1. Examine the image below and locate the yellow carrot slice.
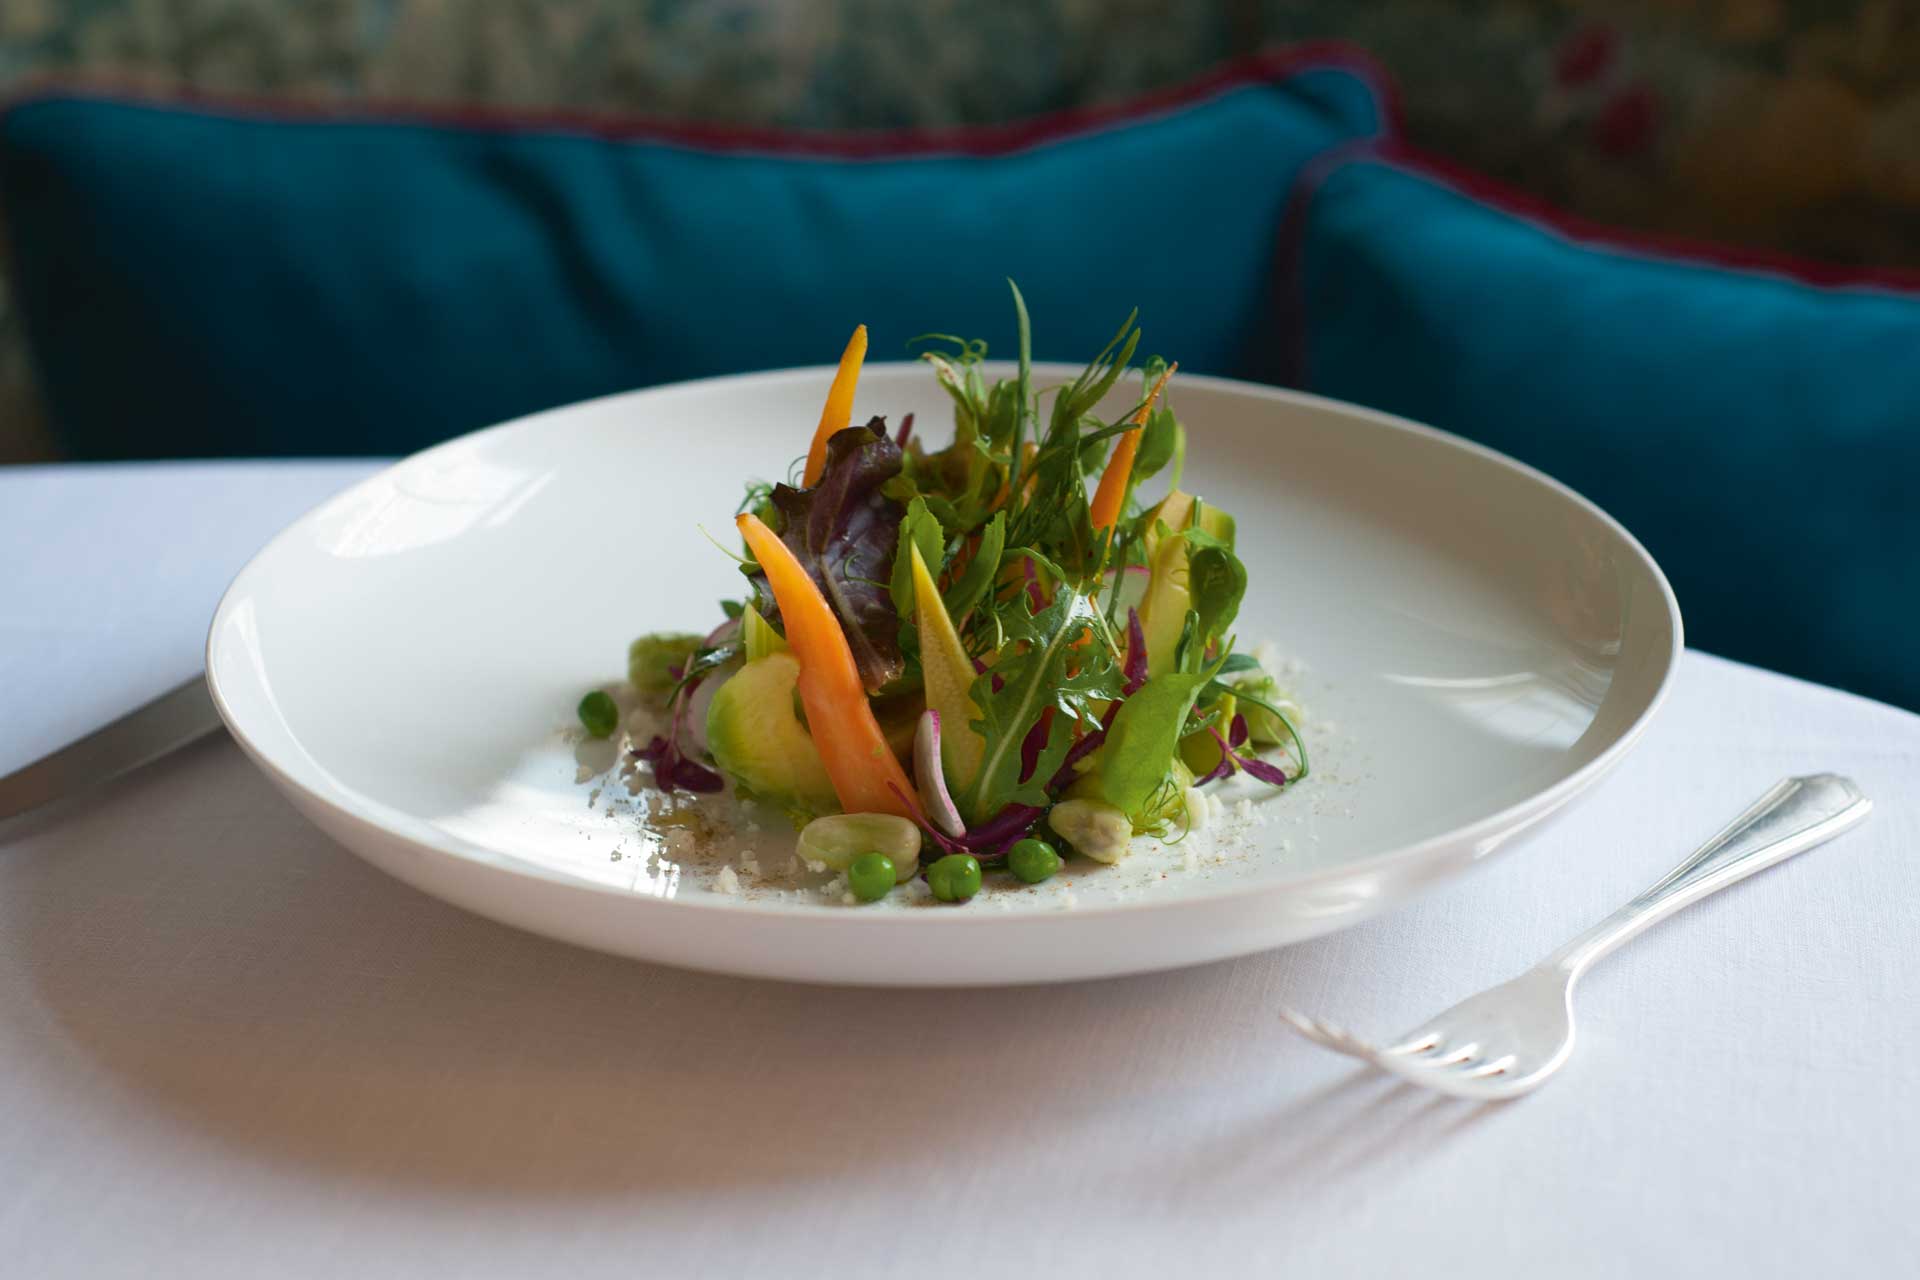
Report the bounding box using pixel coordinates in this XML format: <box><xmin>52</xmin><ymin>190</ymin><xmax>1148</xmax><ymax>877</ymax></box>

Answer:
<box><xmin>910</xmin><ymin>542</ymin><xmax>985</xmax><ymax>795</ymax></box>
<box><xmin>1089</xmin><ymin>362</ymin><xmax>1176</xmax><ymax>533</ymax></box>
<box><xmin>736</xmin><ymin>512</ymin><xmax>915</xmax><ymax>819</ymax></box>
<box><xmin>802</xmin><ymin>325</ymin><xmax>869</xmax><ymax>488</ymax></box>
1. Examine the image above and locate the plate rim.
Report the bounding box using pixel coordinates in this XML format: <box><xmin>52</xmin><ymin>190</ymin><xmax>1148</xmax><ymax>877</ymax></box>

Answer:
<box><xmin>205</xmin><ymin>363</ymin><xmax>1684</xmax><ymax>926</ymax></box>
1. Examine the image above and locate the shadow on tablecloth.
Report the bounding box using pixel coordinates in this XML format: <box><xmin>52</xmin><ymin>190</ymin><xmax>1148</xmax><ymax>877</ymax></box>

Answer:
<box><xmin>3</xmin><ymin>736</ymin><xmax>1495</xmax><ymax>1202</ymax></box>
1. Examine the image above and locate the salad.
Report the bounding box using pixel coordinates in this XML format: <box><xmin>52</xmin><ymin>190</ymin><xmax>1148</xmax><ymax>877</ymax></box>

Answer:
<box><xmin>580</xmin><ymin>285</ymin><xmax>1307</xmax><ymax>905</ymax></box>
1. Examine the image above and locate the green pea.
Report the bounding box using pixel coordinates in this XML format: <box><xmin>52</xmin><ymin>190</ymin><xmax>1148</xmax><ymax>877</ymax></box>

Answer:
<box><xmin>1007</xmin><ymin>837</ymin><xmax>1062</xmax><ymax>884</ymax></box>
<box><xmin>927</xmin><ymin>853</ymin><xmax>982</xmax><ymax>903</ymax></box>
<box><xmin>848</xmin><ymin>852</ymin><xmax>896</xmax><ymax>903</ymax></box>
<box><xmin>577</xmin><ymin>690</ymin><xmax>619</xmax><ymax>738</ymax></box>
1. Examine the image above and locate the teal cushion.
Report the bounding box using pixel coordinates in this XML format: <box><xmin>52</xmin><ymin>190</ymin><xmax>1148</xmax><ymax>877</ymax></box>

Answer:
<box><xmin>0</xmin><ymin>50</ymin><xmax>1388</xmax><ymax>461</ymax></box>
<box><xmin>1286</xmin><ymin>152</ymin><xmax>1920</xmax><ymax>708</ymax></box>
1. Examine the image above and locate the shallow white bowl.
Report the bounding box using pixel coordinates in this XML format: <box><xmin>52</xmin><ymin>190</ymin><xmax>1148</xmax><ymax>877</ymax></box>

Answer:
<box><xmin>208</xmin><ymin>364</ymin><xmax>1680</xmax><ymax>985</ymax></box>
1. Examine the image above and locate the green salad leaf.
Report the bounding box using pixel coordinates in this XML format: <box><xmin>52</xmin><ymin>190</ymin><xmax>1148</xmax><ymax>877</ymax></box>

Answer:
<box><xmin>890</xmin><ymin>496</ymin><xmax>945</xmax><ymax>617</ymax></box>
<box><xmin>942</xmin><ymin>510</ymin><xmax>1006</xmax><ymax>623</ymax></box>
<box><xmin>1188</xmin><ymin>542</ymin><xmax>1246</xmax><ymax>652</ymax></box>
<box><xmin>961</xmin><ymin>585</ymin><xmax>1120</xmax><ymax>822</ymax></box>
<box><xmin>1097</xmin><ymin>666</ymin><xmax>1216</xmax><ymax>820</ymax></box>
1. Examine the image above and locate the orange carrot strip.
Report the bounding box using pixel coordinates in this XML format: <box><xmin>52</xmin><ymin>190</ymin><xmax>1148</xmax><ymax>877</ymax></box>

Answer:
<box><xmin>1089</xmin><ymin>362</ymin><xmax>1176</xmax><ymax>533</ymax></box>
<box><xmin>736</xmin><ymin>512</ymin><xmax>915</xmax><ymax>818</ymax></box>
<box><xmin>802</xmin><ymin>325</ymin><xmax>869</xmax><ymax>488</ymax></box>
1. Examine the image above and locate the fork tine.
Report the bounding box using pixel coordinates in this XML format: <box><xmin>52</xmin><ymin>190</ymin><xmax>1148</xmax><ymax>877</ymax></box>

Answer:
<box><xmin>1279</xmin><ymin>1009</ymin><xmax>1370</xmax><ymax>1057</ymax></box>
<box><xmin>1457</xmin><ymin>1054</ymin><xmax>1517</xmax><ymax>1079</ymax></box>
<box><xmin>1385</xmin><ymin>1030</ymin><xmax>1443</xmax><ymax>1056</ymax></box>
<box><xmin>1426</xmin><ymin>1042</ymin><xmax>1481</xmax><ymax>1067</ymax></box>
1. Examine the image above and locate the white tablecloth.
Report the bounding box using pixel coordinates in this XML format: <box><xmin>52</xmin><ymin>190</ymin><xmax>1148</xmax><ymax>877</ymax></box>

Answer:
<box><xmin>3</xmin><ymin>462</ymin><xmax>1916</xmax><ymax>1279</ymax></box>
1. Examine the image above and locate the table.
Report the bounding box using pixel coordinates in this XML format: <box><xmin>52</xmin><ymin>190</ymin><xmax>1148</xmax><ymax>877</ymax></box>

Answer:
<box><xmin>4</xmin><ymin>462</ymin><xmax>1917</xmax><ymax>1279</ymax></box>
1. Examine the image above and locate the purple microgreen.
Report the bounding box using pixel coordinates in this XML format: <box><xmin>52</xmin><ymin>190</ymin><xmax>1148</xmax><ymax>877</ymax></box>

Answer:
<box><xmin>1044</xmin><ymin>699</ymin><xmax>1120</xmax><ymax>795</ymax></box>
<box><xmin>636</xmin><ymin>734</ymin><xmax>724</xmax><ymax>793</ymax></box>
<box><xmin>1237</xmin><ymin>756</ymin><xmax>1289</xmax><ymax>787</ymax></box>
<box><xmin>957</xmin><ymin>803</ymin><xmax>1046</xmax><ymax>855</ymax></box>
<box><xmin>1124</xmin><ymin>607</ymin><xmax>1148</xmax><ymax>694</ymax></box>
<box><xmin>1193</xmin><ymin>726</ymin><xmax>1236</xmax><ymax>787</ymax></box>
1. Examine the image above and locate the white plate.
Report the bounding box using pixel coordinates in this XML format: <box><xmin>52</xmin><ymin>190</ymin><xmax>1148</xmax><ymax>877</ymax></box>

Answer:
<box><xmin>208</xmin><ymin>364</ymin><xmax>1680</xmax><ymax>985</ymax></box>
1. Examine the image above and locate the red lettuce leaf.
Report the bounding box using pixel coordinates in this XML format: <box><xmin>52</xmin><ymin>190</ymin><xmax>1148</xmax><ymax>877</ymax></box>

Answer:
<box><xmin>753</xmin><ymin>418</ymin><xmax>906</xmax><ymax>692</ymax></box>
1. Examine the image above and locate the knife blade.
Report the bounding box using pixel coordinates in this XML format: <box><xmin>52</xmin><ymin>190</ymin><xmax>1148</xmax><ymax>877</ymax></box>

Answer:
<box><xmin>0</xmin><ymin>677</ymin><xmax>223</xmax><ymax>821</ymax></box>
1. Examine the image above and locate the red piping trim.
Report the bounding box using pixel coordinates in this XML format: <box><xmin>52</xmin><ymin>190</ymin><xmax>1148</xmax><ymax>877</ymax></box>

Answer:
<box><xmin>1271</xmin><ymin>137</ymin><xmax>1385</xmax><ymax>386</ymax></box>
<box><xmin>1274</xmin><ymin>137</ymin><xmax>1920</xmax><ymax>389</ymax></box>
<box><xmin>1</xmin><ymin>41</ymin><xmax>1398</xmax><ymax>159</ymax></box>
<box><xmin>1368</xmin><ymin>139</ymin><xmax>1920</xmax><ymax>294</ymax></box>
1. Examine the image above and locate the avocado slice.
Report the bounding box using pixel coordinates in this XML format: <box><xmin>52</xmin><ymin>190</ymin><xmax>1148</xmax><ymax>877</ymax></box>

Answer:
<box><xmin>1141</xmin><ymin>490</ymin><xmax>1196</xmax><ymax>559</ymax></box>
<box><xmin>1136</xmin><ymin>491</ymin><xmax>1238</xmax><ymax>677</ymax></box>
<box><xmin>1192</xmin><ymin>499</ymin><xmax>1235</xmax><ymax>548</ymax></box>
<box><xmin>1180</xmin><ymin>691</ymin><xmax>1237</xmax><ymax>777</ymax></box>
<box><xmin>1137</xmin><ymin>532</ymin><xmax>1192</xmax><ymax>679</ymax></box>
<box><xmin>704</xmin><ymin>652</ymin><xmax>839</xmax><ymax>821</ymax></box>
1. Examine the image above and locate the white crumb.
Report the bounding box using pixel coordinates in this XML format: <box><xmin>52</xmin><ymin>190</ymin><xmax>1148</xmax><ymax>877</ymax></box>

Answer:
<box><xmin>1184</xmin><ymin>787</ymin><xmax>1211</xmax><ymax>831</ymax></box>
<box><xmin>714</xmin><ymin>866</ymin><xmax>741</xmax><ymax>895</ymax></box>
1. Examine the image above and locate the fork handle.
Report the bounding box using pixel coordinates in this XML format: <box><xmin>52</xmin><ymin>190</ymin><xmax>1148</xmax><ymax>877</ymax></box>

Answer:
<box><xmin>1547</xmin><ymin>774</ymin><xmax>1872</xmax><ymax>980</ymax></box>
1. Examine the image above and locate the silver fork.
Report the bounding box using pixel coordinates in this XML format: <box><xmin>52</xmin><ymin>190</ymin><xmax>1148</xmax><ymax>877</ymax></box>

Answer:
<box><xmin>1282</xmin><ymin>774</ymin><xmax>1872</xmax><ymax>1100</ymax></box>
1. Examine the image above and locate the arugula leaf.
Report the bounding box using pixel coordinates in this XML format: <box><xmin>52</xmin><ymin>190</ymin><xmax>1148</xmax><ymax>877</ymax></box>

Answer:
<box><xmin>943</xmin><ymin>510</ymin><xmax>1005</xmax><ymax>622</ymax></box>
<box><xmin>889</xmin><ymin>496</ymin><xmax>944</xmax><ymax>617</ymax></box>
<box><xmin>754</xmin><ymin>419</ymin><xmax>907</xmax><ymax>692</ymax></box>
<box><xmin>962</xmin><ymin>588</ymin><xmax>1120</xmax><ymax>822</ymax></box>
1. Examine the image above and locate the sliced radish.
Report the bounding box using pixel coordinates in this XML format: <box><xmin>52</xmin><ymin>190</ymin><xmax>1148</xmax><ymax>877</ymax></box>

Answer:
<box><xmin>913</xmin><ymin>709</ymin><xmax>967</xmax><ymax>839</ymax></box>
